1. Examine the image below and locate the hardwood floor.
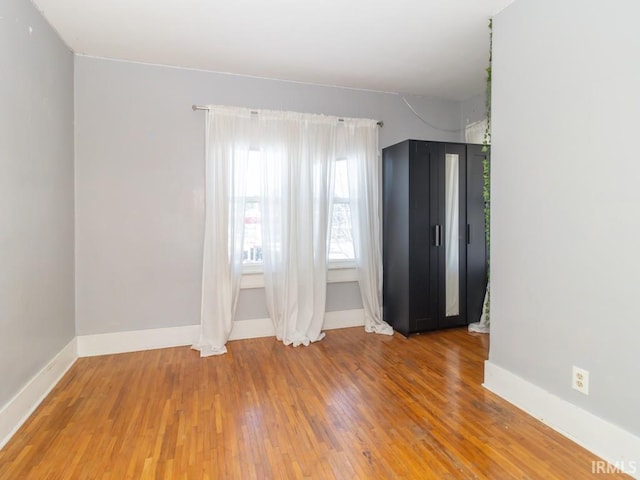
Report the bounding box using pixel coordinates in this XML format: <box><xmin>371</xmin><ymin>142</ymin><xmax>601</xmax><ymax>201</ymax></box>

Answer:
<box><xmin>0</xmin><ymin>328</ymin><xmax>629</xmax><ymax>479</ymax></box>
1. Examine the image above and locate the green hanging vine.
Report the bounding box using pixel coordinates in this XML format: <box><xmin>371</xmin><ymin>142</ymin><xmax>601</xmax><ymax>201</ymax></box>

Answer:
<box><xmin>483</xmin><ymin>19</ymin><xmax>492</xmax><ymax>151</ymax></box>
<box><xmin>482</xmin><ymin>19</ymin><xmax>492</xmax><ymax>324</ymax></box>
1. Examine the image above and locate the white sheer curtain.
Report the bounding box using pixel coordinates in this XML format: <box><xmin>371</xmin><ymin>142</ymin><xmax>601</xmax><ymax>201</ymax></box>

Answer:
<box><xmin>260</xmin><ymin>111</ymin><xmax>335</xmax><ymax>346</ymax></box>
<box><xmin>194</xmin><ymin>105</ymin><xmax>392</xmax><ymax>354</ymax></box>
<box><xmin>192</xmin><ymin>107</ymin><xmax>250</xmax><ymax>356</ymax></box>
<box><xmin>465</xmin><ymin>119</ymin><xmax>487</xmax><ymax>144</ymax></box>
<box><xmin>346</xmin><ymin>122</ymin><xmax>393</xmax><ymax>335</ymax></box>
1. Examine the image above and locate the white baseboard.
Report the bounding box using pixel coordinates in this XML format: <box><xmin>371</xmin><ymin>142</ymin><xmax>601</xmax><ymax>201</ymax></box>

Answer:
<box><xmin>484</xmin><ymin>361</ymin><xmax>640</xmax><ymax>478</ymax></box>
<box><xmin>323</xmin><ymin>308</ymin><xmax>365</xmax><ymax>330</ymax></box>
<box><xmin>228</xmin><ymin>309</ymin><xmax>365</xmax><ymax>340</ymax></box>
<box><xmin>77</xmin><ymin>309</ymin><xmax>366</xmax><ymax>357</ymax></box>
<box><xmin>77</xmin><ymin>325</ymin><xmax>200</xmax><ymax>357</ymax></box>
<box><xmin>0</xmin><ymin>338</ymin><xmax>77</xmax><ymax>450</ymax></box>
<box><xmin>229</xmin><ymin>309</ymin><xmax>365</xmax><ymax>340</ymax></box>
<box><xmin>228</xmin><ymin>317</ymin><xmax>274</xmax><ymax>340</ymax></box>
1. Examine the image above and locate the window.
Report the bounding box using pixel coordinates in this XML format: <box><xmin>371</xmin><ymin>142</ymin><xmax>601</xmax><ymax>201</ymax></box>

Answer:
<box><xmin>241</xmin><ymin>153</ymin><xmax>355</xmax><ymax>266</ymax></box>
<box><xmin>328</xmin><ymin>159</ymin><xmax>355</xmax><ymax>261</ymax></box>
<box><xmin>242</xmin><ymin>151</ymin><xmax>263</xmax><ymax>265</ymax></box>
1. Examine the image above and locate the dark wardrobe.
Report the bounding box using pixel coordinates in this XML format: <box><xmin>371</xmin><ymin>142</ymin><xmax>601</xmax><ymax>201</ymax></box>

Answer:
<box><xmin>382</xmin><ymin>140</ymin><xmax>488</xmax><ymax>336</ymax></box>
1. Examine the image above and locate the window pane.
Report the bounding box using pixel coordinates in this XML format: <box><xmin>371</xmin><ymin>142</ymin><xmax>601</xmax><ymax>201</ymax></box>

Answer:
<box><xmin>243</xmin><ymin>201</ymin><xmax>263</xmax><ymax>263</ymax></box>
<box><xmin>334</xmin><ymin>159</ymin><xmax>349</xmax><ymax>199</ymax></box>
<box><xmin>242</xmin><ymin>150</ymin><xmax>264</xmax><ymax>265</ymax></box>
<box><xmin>246</xmin><ymin>151</ymin><xmax>263</xmax><ymax>197</ymax></box>
<box><xmin>329</xmin><ymin>202</ymin><xmax>355</xmax><ymax>260</ymax></box>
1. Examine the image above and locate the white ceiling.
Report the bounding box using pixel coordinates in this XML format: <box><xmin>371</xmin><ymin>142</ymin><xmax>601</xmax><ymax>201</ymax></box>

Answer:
<box><xmin>31</xmin><ymin>0</ymin><xmax>512</xmax><ymax>100</ymax></box>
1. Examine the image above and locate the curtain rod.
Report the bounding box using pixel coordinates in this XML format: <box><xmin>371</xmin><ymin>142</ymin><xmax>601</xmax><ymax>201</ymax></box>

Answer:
<box><xmin>192</xmin><ymin>104</ymin><xmax>383</xmax><ymax>127</ymax></box>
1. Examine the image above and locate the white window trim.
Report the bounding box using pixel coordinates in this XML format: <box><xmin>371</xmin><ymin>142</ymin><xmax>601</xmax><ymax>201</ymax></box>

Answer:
<box><xmin>240</xmin><ymin>262</ymin><xmax>357</xmax><ymax>289</ymax></box>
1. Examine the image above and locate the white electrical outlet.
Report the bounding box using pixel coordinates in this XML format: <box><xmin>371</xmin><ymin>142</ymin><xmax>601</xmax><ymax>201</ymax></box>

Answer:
<box><xmin>572</xmin><ymin>366</ymin><xmax>590</xmax><ymax>395</ymax></box>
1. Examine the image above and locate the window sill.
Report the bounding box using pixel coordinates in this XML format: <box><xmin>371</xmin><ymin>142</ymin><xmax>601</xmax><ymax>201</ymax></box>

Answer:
<box><xmin>240</xmin><ymin>264</ymin><xmax>358</xmax><ymax>289</ymax></box>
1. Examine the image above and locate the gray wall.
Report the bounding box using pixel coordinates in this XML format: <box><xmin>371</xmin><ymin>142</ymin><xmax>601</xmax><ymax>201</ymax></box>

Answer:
<box><xmin>461</xmin><ymin>92</ymin><xmax>486</xmax><ymax>129</ymax></box>
<box><xmin>491</xmin><ymin>0</ymin><xmax>640</xmax><ymax>435</ymax></box>
<box><xmin>74</xmin><ymin>55</ymin><xmax>465</xmax><ymax>335</ymax></box>
<box><xmin>0</xmin><ymin>0</ymin><xmax>75</xmax><ymax>407</ymax></box>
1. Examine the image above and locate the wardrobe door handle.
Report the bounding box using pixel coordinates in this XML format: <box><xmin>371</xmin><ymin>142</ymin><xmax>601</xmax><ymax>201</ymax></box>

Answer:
<box><xmin>467</xmin><ymin>224</ymin><xmax>471</xmax><ymax>244</ymax></box>
<box><xmin>434</xmin><ymin>224</ymin><xmax>441</xmax><ymax>247</ymax></box>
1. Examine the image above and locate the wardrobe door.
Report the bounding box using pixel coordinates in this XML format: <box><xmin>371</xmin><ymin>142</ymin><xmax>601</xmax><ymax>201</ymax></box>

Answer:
<box><xmin>438</xmin><ymin>143</ymin><xmax>468</xmax><ymax>329</ymax></box>
<box><xmin>410</xmin><ymin>141</ymin><xmax>437</xmax><ymax>332</ymax></box>
<box><xmin>466</xmin><ymin>144</ymin><xmax>489</xmax><ymax>324</ymax></box>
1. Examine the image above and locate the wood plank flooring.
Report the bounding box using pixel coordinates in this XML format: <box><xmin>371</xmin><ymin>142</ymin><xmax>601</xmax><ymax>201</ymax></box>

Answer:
<box><xmin>0</xmin><ymin>328</ymin><xmax>629</xmax><ymax>479</ymax></box>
